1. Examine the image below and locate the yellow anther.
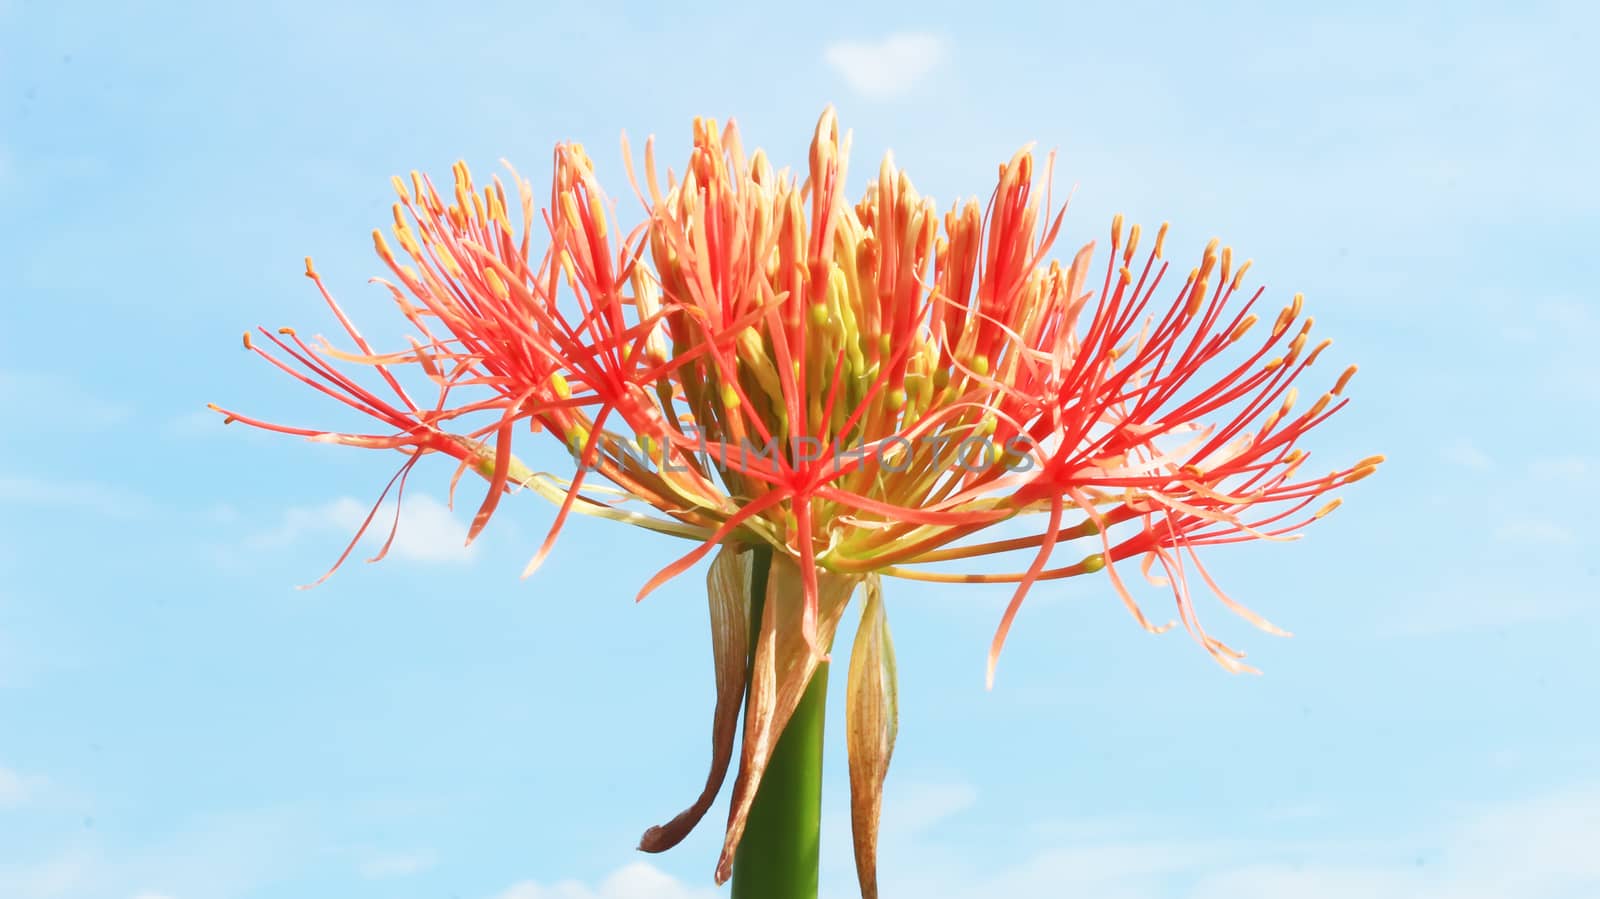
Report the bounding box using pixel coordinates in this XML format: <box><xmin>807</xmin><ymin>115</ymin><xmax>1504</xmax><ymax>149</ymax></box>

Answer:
<box><xmin>1306</xmin><ymin>338</ymin><xmax>1333</xmax><ymax>365</ymax></box>
<box><xmin>1230</xmin><ymin>314</ymin><xmax>1259</xmax><ymax>342</ymax></box>
<box><xmin>1200</xmin><ymin>239</ymin><xmax>1220</xmax><ymax>280</ymax></box>
<box><xmin>1187</xmin><ymin>277</ymin><xmax>1208</xmax><ymax>315</ymax></box>
<box><xmin>484</xmin><ymin>268</ymin><xmax>510</xmax><ymax>302</ymax></box>
<box><xmin>391</xmin><ymin>175</ymin><xmax>409</xmax><ymax>200</ymax></box>
<box><xmin>1348</xmin><ymin>463</ymin><xmax>1381</xmax><ymax>483</ymax></box>
<box><xmin>1154</xmin><ymin>222</ymin><xmax>1169</xmax><ymax>258</ymax></box>
<box><xmin>568</xmin><ymin>425</ymin><xmax>591</xmax><ymax>452</ymax></box>
<box><xmin>737</xmin><ymin>326</ymin><xmax>769</xmax><ymax>360</ymax></box>
<box><xmin>549</xmin><ymin>372</ymin><xmax>571</xmax><ymax>399</ymax></box>
<box><xmin>588</xmin><ymin>194</ymin><xmax>607</xmax><ymax>239</ymax></box>
<box><xmin>1273</xmin><ymin>306</ymin><xmax>1296</xmax><ymax>337</ymax></box>
<box><xmin>560</xmin><ymin>192</ymin><xmax>583</xmax><ymax>232</ymax></box>
<box><xmin>241</xmin><ymin>331</ymin><xmax>253</xmax><ymax>350</ymax></box>
<box><xmin>721</xmin><ymin>384</ymin><xmax>741</xmax><ymax>408</ymax></box>
<box><xmin>372</xmin><ymin>229</ymin><xmax>395</xmax><ymax>263</ymax></box>
<box><xmin>395</xmin><ymin>224</ymin><xmax>420</xmax><ymax>259</ymax></box>
<box><xmin>1082</xmin><ymin>553</ymin><xmax>1107</xmax><ymax>573</ymax></box>
<box><xmin>1313</xmin><ymin>498</ymin><xmax>1343</xmax><ymax>519</ymax></box>
<box><xmin>1119</xmin><ymin>266</ymin><xmax>1133</xmax><ymax>286</ymax></box>
<box><xmin>1230</xmin><ymin>259</ymin><xmax>1253</xmax><ymax>292</ymax></box>
<box><xmin>277</xmin><ymin>327</ymin><xmax>296</xmax><ymax>336</ymax></box>
<box><xmin>1332</xmin><ymin>365</ymin><xmax>1358</xmax><ymax>395</ymax></box>
<box><xmin>1111</xmin><ymin>213</ymin><xmax>1124</xmax><ymax>248</ymax></box>
<box><xmin>970</xmin><ymin>355</ymin><xmax>991</xmax><ymax>377</ymax></box>
<box><xmin>304</xmin><ymin>256</ymin><xmax>317</xmax><ymax>277</ymax></box>
<box><xmin>1124</xmin><ymin>223</ymin><xmax>1141</xmax><ymax>263</ymax></box>
<box><xmin>440</xmin><ymin>251</ymin><xmax>462</xmax><ymax>278</ymax></box>
<box><xmin>809</xmin><ymin>303</ymin><xmax>829</xmax><ymax>327</ymax></box>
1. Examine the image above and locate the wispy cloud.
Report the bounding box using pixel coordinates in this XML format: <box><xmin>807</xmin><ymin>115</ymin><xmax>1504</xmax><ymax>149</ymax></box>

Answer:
<box><xmin>885</xmin><ymin>785</ymin><xmax>1600</xmax><ymax>899</ymax></box>
<box><xmin>492</xmin><ymin>862</ymin><xmax>716</xmax><ymax>899</ymax></box>
<box><xmin>0</xmin><ymin>764</ymin><xmax>45</xmax><ymax>807</ymax></box>
<box><xmin>0</xmin><ymin>803</ymin><xmax>317</xmax><ymax>899</ymax></box>
<box><xmin>247</xmin><ymin>493</ymin><xmax>476</xmax><ymax>565</ymax></box>
<box><xmin>167</xmin><ymin>407</ymin><xmax>230</xmax><ymax>439</ymax></box>
<box><xmin>485</xmin><ymin>786</ymin><xmax>1600</xmax><ymax>898</ymax></box>
<box><xmin>1378</xmin><ymin>577</ymin><xmax>1587</xmax><ymax>637</ymax></box>
<box><xmin>823</xmin><ymin>33</ymin><xmax>946</xmax><ymax>100</ymax></box>
<box><xmin>357</xmin><ymin>850</ymin><xmax>437</xmax><ymax>879</ymax></box>
<box><xmin>1493</xmin><ymin>518</ymin><xmax>1577</xmax><ymax>546</ymax></box>
<box><xmin>1529</xmin><ymin>456</ymin><xmax>1591</xmax><ymax>480</ymax></box>
<box><xmin>0</xmin><ymin>475</ymin><xmax>152</xmax><ymax>519</ymax></box>
<box><xmin>0</xmin><ymin>371</ymin><xmax>131</xmax><ymax>433</ymax></box>
<box><xmin>889</xmin><ymin>781</ymin><xmax>977</xmax><ymax>837</ymax></box>
<box><xmin>1440</xmin><ymin>439</ymin><xmax>1491</xmax><ymax>471</ymax></box>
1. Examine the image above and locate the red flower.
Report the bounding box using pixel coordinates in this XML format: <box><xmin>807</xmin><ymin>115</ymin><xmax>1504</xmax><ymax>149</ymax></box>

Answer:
<box><xmin>216</xmin><ymin>108</ymin><xmax>1382</xmax><ymax>896</ymax></box>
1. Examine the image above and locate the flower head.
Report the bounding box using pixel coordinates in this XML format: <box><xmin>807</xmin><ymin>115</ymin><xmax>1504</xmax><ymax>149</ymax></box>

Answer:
<box><xmin>215</xmin><ymin>108</ymin><xmax>1381</xmax><ymax>896</ymax></box>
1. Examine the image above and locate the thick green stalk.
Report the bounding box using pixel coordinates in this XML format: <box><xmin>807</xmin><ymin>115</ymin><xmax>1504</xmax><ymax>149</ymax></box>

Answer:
<box><xmin>731</xmin><ymin>547</ymin><xmax>828</xmax><ymax>899</ymax></box>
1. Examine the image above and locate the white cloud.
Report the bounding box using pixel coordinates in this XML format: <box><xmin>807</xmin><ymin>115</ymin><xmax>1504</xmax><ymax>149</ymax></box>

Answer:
<box><xmin>483</xmin><ymin>785</ymin><xmax>1593</xmax><ymax>899</ymax></box>
<box><xmin>869</xmin><ymin>785</ymin><xmax>1600</xmax><ymax>899</ymax></box>
<box><xmin>1440</xmin><ymin>439</ymin><xmax>1491</xmax><ymax>471</ymax></box>
<box><xmin>0</xmin><ymin>764</ymin><xmax>45</xmax><ymax>806</ymax></box>
<box><xmin>888</xmin><ymin>781</ymin><xmax>977</xmax><ymax>837</ymax></box>
<box><xmin>1377</xmin><ymin>576</ymin><xmax>1587</xmax><ymax>637</ymax></box>
<box><xmin>1493</xmin><ymin>518</ymin><xmax>1577</xmax><ymax>546</ymax></box>
<box><xmin>248</xmin><ymin>492</ymin><xmax>476</xmax><ymax>565</ymax></box>
<box><xmin>0</xmin><ymin>804</ymin><xmax>314</xmax><ymax>899</ymax></box>
<box><xmin>823</xmin><ymin>33</ymin><xmax>946</xmax><ymax>100</ymax></box>
<box><xmin>1530</xmin><ymin>298</ymin><xmax>1598</xmax><ymax>335</ymax></box>
<box><xmin>507</xmin><ymin>785</ymin><xmax>1598</xmax><ymax>899</ymax></box>
<box><xmin>493</xmin><ymin>862</ymin><xmax>716</xmax><ymax>899</ymax></box>
<box><xmin>1529</xmin><ymin>456</ymin><xmax>1591</xmax><ymax>480</ymax></box>
<box><xmin>357</xmin><ymin>850</ymin><xmax>437</xmax><ymax>879</ymax></box>
<box><xmin>0</xmin><ymin>371</ymin><xmax>131</xmax><ymax>432</ymax></box>
<box><xmin>0</xmin><ymin>475</ymin><xmax>152</xmax><ymax>519</ymax></box>
<box><xmin>166</xmin><ymin>408</ymin><xmax>229</xmax><ymax>439</ymax></box>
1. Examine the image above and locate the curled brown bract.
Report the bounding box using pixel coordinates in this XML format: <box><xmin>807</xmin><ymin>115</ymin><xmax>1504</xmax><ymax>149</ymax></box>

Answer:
<box><xmin>638</xmin><ymin>545</ymin><xmax>751</xmax><ymax>852</ymax></box>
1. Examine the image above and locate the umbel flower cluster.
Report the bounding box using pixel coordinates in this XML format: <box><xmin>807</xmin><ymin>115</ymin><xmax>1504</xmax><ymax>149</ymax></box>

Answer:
<box><xmin>215</xmin><ymin>109</ymin><xmax>1381</xmax><ymax>895</ymax></box>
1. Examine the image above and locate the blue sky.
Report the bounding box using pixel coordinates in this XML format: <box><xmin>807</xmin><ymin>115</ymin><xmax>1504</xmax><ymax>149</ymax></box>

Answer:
<box><xmin>2</xmin><ymin>1</ymin><xmax>1597</xmax><ymax>897</ymax></box>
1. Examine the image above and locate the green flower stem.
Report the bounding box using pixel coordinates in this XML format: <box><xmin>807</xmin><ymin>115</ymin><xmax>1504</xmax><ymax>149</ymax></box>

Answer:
<box><xmin>731</xmin><ymin>546</ymin><xmax>827</xmax><ymax>899</ymax></box>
